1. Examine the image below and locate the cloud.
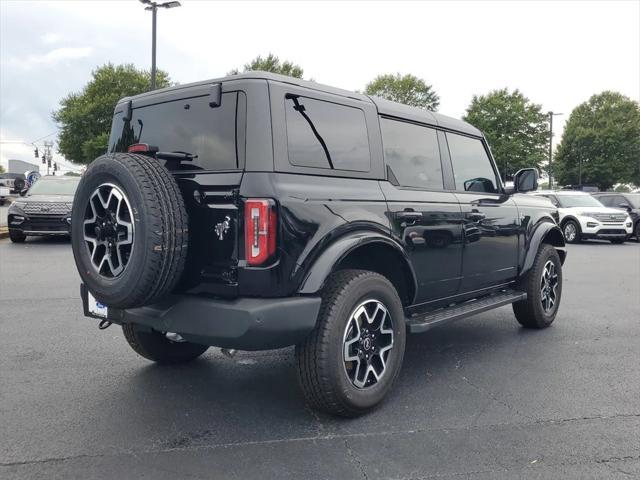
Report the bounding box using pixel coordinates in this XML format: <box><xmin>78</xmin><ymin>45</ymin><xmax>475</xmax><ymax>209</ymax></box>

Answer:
<box><xmin>8</xmin><ymin>47</ymin><xmax>94</xmax><ymax>71</ymax></box>
<box><xmin>41</xmin><ymin>33</ymin><xmax>62</xmax><ymax>45</ymax></box>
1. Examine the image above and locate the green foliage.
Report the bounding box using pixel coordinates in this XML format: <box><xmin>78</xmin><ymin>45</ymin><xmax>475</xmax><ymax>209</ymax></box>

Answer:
<box><xmin>463</xmin><ymin>89</ymin><xmax>549</xmax><ymax>180</ymax></box>
<box><xmin>365</xmin><ymin>73</ymin><xmax>439</xmax><ymax>111</ymax></box>
<box><xmin>52</xmin><ymin>63</ymin><xmax>171</xmax><ymax>164</ymax></box>
<box><xmin>0</xmin><ymin>164</ymin><xmax>5</xmax><ymax>174</ymax></box>
<box><xmin>555</xmin><ymin>91</ymin><xmax>640</xmax><ymax>190</ymax></box>
<box><xmin>228</xmin><ymin>53</ymin><xmax>304</xmax><ymax>78</ymax></box>
<box><xmin>64</xmin><ymin>171</ymin><xmax>82</xmax><ymax>177</ymax></box>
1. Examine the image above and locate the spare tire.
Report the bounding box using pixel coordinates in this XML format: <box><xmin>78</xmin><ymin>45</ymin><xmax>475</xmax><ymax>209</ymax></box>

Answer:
<box><xmin>71</xmin><ymin>153</ymin><xmax>188</xmax><ymax>309</ymax></box>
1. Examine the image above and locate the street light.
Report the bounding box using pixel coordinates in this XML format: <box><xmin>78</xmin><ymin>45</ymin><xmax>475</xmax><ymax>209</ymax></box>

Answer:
<box><xmin>547</xmin><ymin>111</ymin><xmax>563</xmax><ymax>189</ymax></box>
<box><xmin>139</xmin><ymin>0</ymin><xmax>181</xmax><ymax>90</ymax></box>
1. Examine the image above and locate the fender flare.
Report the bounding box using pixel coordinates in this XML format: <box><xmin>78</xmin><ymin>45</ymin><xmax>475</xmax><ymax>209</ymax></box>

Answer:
<box><xmin>521</xmin><ymin>221</ymin><xmax>566</xmax><ymax>278</ymax></box>
<box><xmin>297</xmin><ymin>231</ymin><xmax>418</xmax><ymax>302</ymax></box>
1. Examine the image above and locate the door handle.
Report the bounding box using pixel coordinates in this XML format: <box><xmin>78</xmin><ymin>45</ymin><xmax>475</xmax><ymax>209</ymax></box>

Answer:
<box><xmin>398</xmin><ymin>211</ymin><xmax>422</xmax><ymax>219</ymax></box>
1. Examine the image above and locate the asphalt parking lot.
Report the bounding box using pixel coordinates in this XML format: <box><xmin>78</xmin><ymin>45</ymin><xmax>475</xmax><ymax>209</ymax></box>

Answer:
<box><xmin>1</xmin><ymin>237</ymin><xmax>639</xmax><ymax>479</ymax></box>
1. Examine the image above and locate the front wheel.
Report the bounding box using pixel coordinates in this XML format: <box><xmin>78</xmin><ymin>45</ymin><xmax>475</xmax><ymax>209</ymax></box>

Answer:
<box><xmin>513</xmin><ymin>244</ymin><xmax>563</xmax><ymax>329</ymax></box>
<box><xmin>562</xmin><ymin>220</ymin><xmax>581</xmax><ymax>244</ymax></box>
<box><xmin>295</xmin><ymin>270</ymin><xmax>406</xmax><ymax>417</ymax></box>
<box><xmin>122</xmin><ymin>323</ymin><xmax>208</xmax><ymax>364</ymax></box>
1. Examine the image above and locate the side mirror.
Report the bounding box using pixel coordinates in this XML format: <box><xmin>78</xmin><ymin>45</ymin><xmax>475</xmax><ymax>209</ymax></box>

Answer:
<box><xmin>619</xmin><ymin>203</ymin><xmax>632</xmax><ymax>212</ymax></box>
<box><xmin>513</xmin><ymin>168</ymin><xmax>538</xmax><ymax>193</ymax></box>
<box><xmin>19</xmin><ymin>188</ymin><xmax>28</xmax><ymax>197</ymax></box>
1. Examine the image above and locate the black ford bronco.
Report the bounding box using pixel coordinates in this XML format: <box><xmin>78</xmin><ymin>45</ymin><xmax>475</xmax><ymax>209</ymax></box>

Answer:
<box><xmin>72</xmin><ymin>72</ymin><xmax>566</xmax><ymax>417</ymax></box>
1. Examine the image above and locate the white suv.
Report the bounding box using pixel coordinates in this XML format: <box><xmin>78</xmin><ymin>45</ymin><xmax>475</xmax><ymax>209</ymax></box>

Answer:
<box><xmin>531</xmin><ymin>191</ymin><xmax>633</xmax><ymax>244</ymax></box>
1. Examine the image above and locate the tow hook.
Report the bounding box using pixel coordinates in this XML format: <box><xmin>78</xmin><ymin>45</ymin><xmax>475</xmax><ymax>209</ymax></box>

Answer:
<box><xmin>221</xmin><ymin>348</ymin><xmax>237</xmax><ymax>358</ymax></box>
<box><xmin>98</xmin><ymin>319</ymin><xmax>112</xmax><ymax>330</ymax></box>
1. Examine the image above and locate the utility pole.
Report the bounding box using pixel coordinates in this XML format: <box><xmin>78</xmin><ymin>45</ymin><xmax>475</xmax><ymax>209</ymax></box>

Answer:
<box><xmin>43</xmin><ymin>141</ymin><xmax>53</xmax><ymax>176</ymax></box>
<box><xmin>547</xmin><ymin>112</ymin><xmax>562</xmax><ymax>189</ymax></box>
<box><xmin>140</xmin><ymin>1</ymin><xmax>181</xmax><ymax>90</ymax></box>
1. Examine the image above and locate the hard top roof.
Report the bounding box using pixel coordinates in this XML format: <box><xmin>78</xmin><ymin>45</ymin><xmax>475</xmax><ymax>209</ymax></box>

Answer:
<box><xmin>533</xmin><ymin>190</ymin><xmax>592</xmax><ymax>195</ymax></box>
<box><xmin>121</xmin><ymin>71</ymin><xmax>482</xmax><ymax>137</ymax></box>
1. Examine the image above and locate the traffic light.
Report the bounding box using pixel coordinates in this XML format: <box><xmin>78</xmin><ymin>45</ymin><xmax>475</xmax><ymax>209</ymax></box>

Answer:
<box><xmin>53</xmin><ymin>162</ymin><xmax>58</xmax><ymax>171</ymax></box>
<box><xmin>42</xmin><ymin>156</ymin><xmax>46</xmax><ymax>165</ymax></box>
<box><xmin>47</xmin><ymin>157</ymin><xmax>51</xmax><ymax>168</ymax></box>
<box><xmin>34</xmin><ymin>148</ymin><xmax>39</xmax><ymax>158</ymax></box>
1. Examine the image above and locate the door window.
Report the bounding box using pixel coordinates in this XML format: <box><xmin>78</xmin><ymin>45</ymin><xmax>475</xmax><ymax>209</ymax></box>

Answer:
<box><xmin>380</xmin><ymin>118</ymin><xmax>443</xmax><ymax>190</ymax></box>
<box><xmin>446</xmin><ymin>133</ymin><xmax>498</xmax><ymax>193</ymax></box>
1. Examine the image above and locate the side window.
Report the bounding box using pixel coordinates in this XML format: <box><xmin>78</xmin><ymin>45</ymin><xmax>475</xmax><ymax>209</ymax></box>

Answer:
<box><xmin>598</xmin><ymin>195</ymin><xmax>612</xmax><ymax>206</ymax></box>
<box><xmin>446</xmin><ymin>133</ymin><xmax>498</xmax><ymax>193</ymax></box>
<box><xmin>615</xmin><ymin>195</ymin><xmax>629</xmax><ymax>207</ymax></box>
<box><xmin>380</xmin><ymin>118</ymin><xmax>443</xmax><ymax>190</ymax></box>
<box><xmin>284</xmin><ymin>95</ymin><xmax>370</xmax><ymax>172</ymax></box>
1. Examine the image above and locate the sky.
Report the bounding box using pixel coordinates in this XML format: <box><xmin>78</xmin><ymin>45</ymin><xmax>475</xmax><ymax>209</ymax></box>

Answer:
<box><xmin>1</xmin><ymin>0</ymin><xmax>639</xmax><ymax>173</ymax></box>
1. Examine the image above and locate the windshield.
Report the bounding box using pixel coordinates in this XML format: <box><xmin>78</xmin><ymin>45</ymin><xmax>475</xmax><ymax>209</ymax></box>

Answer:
<box><xmin>27</xmin><ymin>178</ymin><xmax>80</xmax><ymax>196</ymax></box>
<box><xmin>557</xmin><ymin>195</ymin><xmax>604</xmax><ymax>208</ymax></box>
<box><xmin>626</xmin><ymin>194</ymin><xmax>640</xmax><ymax>208</ymax></box>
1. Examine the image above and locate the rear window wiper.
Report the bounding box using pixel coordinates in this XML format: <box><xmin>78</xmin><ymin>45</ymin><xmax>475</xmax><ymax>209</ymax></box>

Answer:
<box><xmin>155</xmin><ymin>151</ymin><xmax>198</xmax><ymax>162</ymax></box>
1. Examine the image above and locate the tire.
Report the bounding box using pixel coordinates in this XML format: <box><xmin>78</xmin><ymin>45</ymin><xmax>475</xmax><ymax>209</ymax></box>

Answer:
<box><xmin>634</xmin><ymin>222</ymin><xmax>640</xmax><ymax>242</ymax></box>
<box><xmin>610</xmin><ymin>239</ymin><xmax>625</xmax><ymax>244</ymax></box>
<box><xmin>71</xmin><ymin>153</ymin><xmax>188</xmax><ymax>309</ymax></box>
<box><xmin>9</xmin><ymin>229</ymin><xmax>26</xmax><ymax>243</ymax></box>
<box><xmin>295</xmin><ymin>270</ymin><xmax>406</xmax><ymax>417</ymax></box>
<box><xmin>513</xmin><ymin>244</ymin><xmax>563</xmax><ymax>329</ymax></box>
<box><xmin>122</xmin><ymin>323</ymin><xmax>208</xmax><ymax>364</ymax></box>
<box><xmin>562</xmin><ymin>219</ymin><xmax>581</xmax><ymax>244</ymax></box>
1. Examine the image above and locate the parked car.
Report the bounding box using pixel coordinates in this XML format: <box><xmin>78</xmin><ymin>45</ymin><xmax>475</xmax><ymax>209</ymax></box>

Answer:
<box><xmin>531</xmin><ymin>190</ymin><xmax>633</xmax><ymax>244</ymax></box>
<box><xmin>0</xmin><ymin>173</ymin><xmax>26</xmax><ymax>194</ymax></box>
<box><xmin>72</xmin><ymin>72</ymin><xmax>566</xmax><ymax>417</ymax></box>
<box><xmin>592</xmin><ymin>192</ymin><xmax>640</xmax><ymax>241</ymax></box>
<box><xmin>0</xmin><ymin>185</ymin><xmax>9</xmax><ymax>205</ymax></box>
<box><xmin>7</xmin><ymin>175</ymin><xmax>80</xmax><ymax>243</ymax></box>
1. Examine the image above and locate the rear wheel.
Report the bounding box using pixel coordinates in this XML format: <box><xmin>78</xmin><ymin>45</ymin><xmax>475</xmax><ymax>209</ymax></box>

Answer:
<box><xmin>122</xmin><ymin>323</ymin><xmax>208</xmax><ymax>364</ymax></box>
<box><xmin>562</xmin><ymin>219</ymin><xmax>581</xmax><ymax>244</ymax></box>
<box><xmin>9</xmin><ymin>229</ymin><xmax>26</xmax><ymax>243</ymax></box>
<box><xmin>295</xmin><ymin>270</ymin><xmax>406</xmax><ymax>417</ymax></box>
<box><xmin>513</xmin><ymin>244</ymin><xmax>562</xmax><ymax>329</ymax></box>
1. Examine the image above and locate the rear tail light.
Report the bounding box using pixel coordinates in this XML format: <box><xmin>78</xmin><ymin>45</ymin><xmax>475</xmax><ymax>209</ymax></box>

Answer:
<box><xmin>244</xmin><ymin>199</ymin><xmax>277</xmax><ymax>266</ymax></box>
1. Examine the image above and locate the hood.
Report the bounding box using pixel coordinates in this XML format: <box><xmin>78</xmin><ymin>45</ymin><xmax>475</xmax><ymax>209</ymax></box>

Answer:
<box><xmin>560</xmin><ymin>206</ymin><xmax>629</xmax><ymax>215</ymax></box>
<box><xmin>22</xmin><ymin>194</ymin><xmax>74</xmax><ymax>203</ymax></box>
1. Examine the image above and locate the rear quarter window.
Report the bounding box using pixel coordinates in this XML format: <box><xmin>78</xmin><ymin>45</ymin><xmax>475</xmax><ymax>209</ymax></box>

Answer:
<box><xmin>109</xmin><ymin>91</ymin><xmax>246</xmax><ymax>171</ymax></box>
<box><xmin>284</xmin><ymin>95</ymin><xmax>370</xmax><ymax>172</ymax></box>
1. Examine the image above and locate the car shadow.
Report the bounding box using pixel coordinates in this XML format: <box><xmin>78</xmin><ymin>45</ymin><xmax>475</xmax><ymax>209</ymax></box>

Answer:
<box><xmin>97</xmin><ymin>313</ymin><xmax>541</xmax><ymax>446</ymax></box>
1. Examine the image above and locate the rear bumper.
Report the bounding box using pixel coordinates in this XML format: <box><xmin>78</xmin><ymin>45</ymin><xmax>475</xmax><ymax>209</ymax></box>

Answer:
<box><xmin>81</xmin><ymin>284</ymin><xmax>321</xmax><ymax>350</ymax></box>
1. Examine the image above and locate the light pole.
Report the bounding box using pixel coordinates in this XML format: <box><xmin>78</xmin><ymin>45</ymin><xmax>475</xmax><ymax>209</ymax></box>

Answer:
<box><xmin>547</xmin><ymin>111</ymin><xmax>562</xmax><ymax>189</ymax></box>
<box><xmin>139</xmin><ymin>0</ymin><xmax>181</xmax><ymax>90</ymax></box>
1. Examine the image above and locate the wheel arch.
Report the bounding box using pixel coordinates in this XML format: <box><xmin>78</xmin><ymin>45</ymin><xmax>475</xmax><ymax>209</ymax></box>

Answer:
<box><xmin>521</xmin><ymin>221</ymin><xmax>566</xmax><ymax>278</ymax></box>
<box><xmin>297</xmin><ymin>232</ymin><xmax>418</xmax><ymax>305</ymax></box>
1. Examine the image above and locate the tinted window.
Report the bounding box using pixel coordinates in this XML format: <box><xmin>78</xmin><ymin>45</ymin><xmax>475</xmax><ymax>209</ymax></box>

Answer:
<box><xmin>597</xmin><ymin>195</ymin><xmax>614</xmax><ymax>206</ymax></box>
<box><xmin>380</xmin><ymin>118</ymin><xmax>443</xmax><ymax>190</ymax></box>
<box><xmin>109</xmin><ymin>91</ymin><xmax>246</xmax><ymax>171</ymax></box>
<box><xmin>285</xmin><ymin>96</ymin><xmax>370</xmax><ymax>171</ymax></box>
<box><xmin>446</xmin><ymin>133</ymin><xmax>498</xmax><ymax>193</ymax></box>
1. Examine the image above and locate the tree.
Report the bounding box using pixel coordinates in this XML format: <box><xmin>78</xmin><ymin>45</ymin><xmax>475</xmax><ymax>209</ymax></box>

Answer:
<box><xmin>554</xmin><ymin>91</ymin><xmax>640</xmax><ymax>190</ymax></box>
<box><xmin>364</xmin><ymin>73</ymin><xmax>439</xmax><ymax>111</ymax></box>
<box><xmin>463</xmin><ymin>89</ymin><xmax>549</xmax><ymax>180</ymax></box>
<box><xmin>0</xmin><ymin>164</ymin><xmax>5</xmax><ymax>174</ymax></box>
<box><xmin>53</xmin><ymin>63</ymin><xmax>171</xmax><ymax>164</ymax></box>
<box><xmin>228</xmin><ymin>53</ymin><xmax>304</xmax><ymax>78</ymax></box>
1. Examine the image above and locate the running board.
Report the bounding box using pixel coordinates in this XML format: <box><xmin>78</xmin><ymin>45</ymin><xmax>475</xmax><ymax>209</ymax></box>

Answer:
<box><xmin>406</xmin><ymin>290</ymin><xmax>526</xmax><ymax>334</ymax></box>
